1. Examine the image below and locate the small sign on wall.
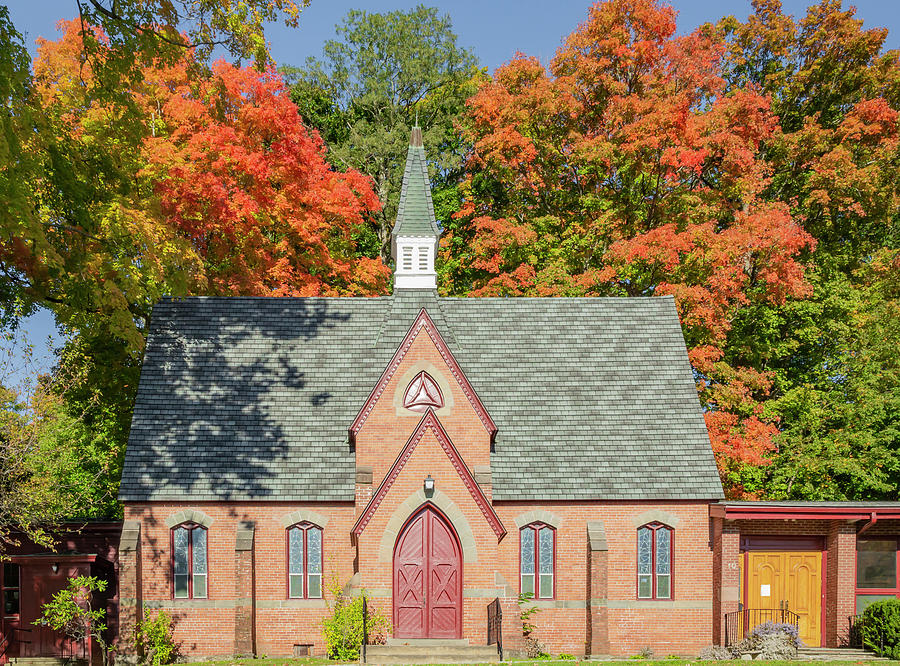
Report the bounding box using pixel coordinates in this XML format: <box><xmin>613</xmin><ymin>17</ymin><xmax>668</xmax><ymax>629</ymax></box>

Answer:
<box><xmin>760</xmin><ymin>584</ymin><xmax>771</xmax><ymax>597</ymax></box>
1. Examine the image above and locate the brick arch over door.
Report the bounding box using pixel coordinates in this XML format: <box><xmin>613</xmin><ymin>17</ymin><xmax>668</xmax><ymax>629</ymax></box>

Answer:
<box><xmin>379</xmin><ymin>488</ymin><xmax>478</xmax><ymax>563</ymax></box>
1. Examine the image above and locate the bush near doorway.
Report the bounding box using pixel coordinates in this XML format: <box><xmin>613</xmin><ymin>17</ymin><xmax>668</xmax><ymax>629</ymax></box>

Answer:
<box><xmin>321</xmin><ymin>577</ymin><xmax>389</xmax><ymax>661</ymax></box>
<box><xmin>861</xmin><ymin>599</ymin><xmax>900</xmax><ymax>658</ymax></box>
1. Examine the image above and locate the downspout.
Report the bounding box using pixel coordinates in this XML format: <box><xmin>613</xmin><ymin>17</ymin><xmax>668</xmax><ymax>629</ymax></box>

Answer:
<box><xmin>858</xmin><ymin>511</ymin><xmax>878</xmax><ymax>535</ymax></box>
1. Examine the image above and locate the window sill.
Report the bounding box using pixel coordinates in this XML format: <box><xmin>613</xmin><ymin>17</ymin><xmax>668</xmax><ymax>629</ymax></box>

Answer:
<box><xmin>259</xmin><ymin>598</ymin><xmax>327</xmax><ymax>609</ymax></box>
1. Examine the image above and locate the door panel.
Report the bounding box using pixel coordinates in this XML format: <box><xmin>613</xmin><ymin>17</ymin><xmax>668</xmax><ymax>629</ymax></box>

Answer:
<box><xmin>785</xmin><ymin>553</ymin><xmax>822</xmax><ymax>648</ymax></box>
<box><xmin>747</xmin><ymin>554</ymin><xmax>782</xmax><ymax>610</ymax></box>
<box><xmin>394</xmin><ymin>517</ymin><xmax>426</xmax><ymax>638</ymax></box>
<box><xmin>746</xmin><ymin>551</ymin><xmax>822</xmax><ymax>647</ymax></box>
<box><xmin>393</xmin><ymin>506</ymin><xmax>462</xmax><ymax>639</ymax></box>
<box><xmin>21</xmin><ymin>566</ymin><xmax>72</xmax><ymax>657</ymax></box>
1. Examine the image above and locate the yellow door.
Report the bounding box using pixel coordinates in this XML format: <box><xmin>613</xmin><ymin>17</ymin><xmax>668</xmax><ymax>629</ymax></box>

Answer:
<box><xmin>746</xmin><ymin>551</ymin><xmax>822</xmax><ymax>647</ymax></box>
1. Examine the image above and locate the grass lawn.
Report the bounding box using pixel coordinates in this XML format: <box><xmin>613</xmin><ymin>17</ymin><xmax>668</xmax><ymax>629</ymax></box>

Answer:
<box><xmin>179</xmin><ymin>657</ymin><xmax>900</xmax><ymax>666</ymax></box>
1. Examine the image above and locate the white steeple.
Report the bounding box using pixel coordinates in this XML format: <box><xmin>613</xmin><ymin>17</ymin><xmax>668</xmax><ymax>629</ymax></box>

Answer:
<box><xmin>391</xmin><ymin>126</ymin><xmax>441</xmax><ymax>291</ymax></box>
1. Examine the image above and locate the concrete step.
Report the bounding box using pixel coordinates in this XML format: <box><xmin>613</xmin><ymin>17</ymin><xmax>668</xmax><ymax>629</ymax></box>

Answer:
<box><xmin>363</xmin><ymin>642</ymin><xmax>500</xmax><ymax>664</ymax></box>
<box><xmin>798</xmin><ymin>647</ymin><xmax>888</xmax><ymax>661</ymax></box>
<box><xmin>385</xmin><ymin>638</ymin><xmax>470</xmax><ymax>647</ymax></box>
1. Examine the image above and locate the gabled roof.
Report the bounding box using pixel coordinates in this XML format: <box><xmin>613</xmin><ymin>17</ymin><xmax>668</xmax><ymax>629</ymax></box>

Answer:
<box><xmin>349</xmin><ymin>307</ymin><xmax>496</xmax><ymax>446</ymax></box>
<box><xmin>353</xmin><ymin>409</ymin><xmax>506</xmax><ymax>539</ymax></box>
<box><xmin>120</xmin><ymin>289</ymin><xmax>723</xmax><ymax>503</ymax></box>
<box><xmin>390</xmin><ymin>127</ymin><xmax>440</xmax><ymax>260</ymax></box>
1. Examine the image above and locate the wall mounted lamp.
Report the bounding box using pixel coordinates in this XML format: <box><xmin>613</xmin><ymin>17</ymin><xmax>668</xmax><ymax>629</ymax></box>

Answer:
<box><xmin>424</xmin><ymin>475</ymin><xmax>435</xmax><ymax>494</ymax></box>
<box><xmin>51</xmin><ymin>562</ymin><xmax>59</xmax><ymax>574</ymax></box>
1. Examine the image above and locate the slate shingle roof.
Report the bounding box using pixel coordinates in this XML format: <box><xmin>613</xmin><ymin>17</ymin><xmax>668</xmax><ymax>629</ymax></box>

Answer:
<box><xmin>390</xmin><ymin>128</ymin><xmax>440</xmax><ymax>260</ymax></box>
<box><xmin>120</xmin><ymin>289</ymin><xmax>724</xmax><ymax>503</ymax></box>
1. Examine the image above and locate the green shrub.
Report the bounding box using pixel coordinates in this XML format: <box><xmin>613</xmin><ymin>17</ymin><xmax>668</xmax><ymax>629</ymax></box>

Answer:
<box><xmin>862</xmin><ymin>599</ymin><xmax>900</xmax><ymax>658</ymax></box>
<box><xmin>321</xmin><ymin>577</ymin><xmax>389</xmax><ymax>661</ymax></box>
<box><xmin>133</xmin><ymin>610</ymin><xmax>178</xmax><ymax>666</ymax></box>
<box><xmin>558</xmin><ymin>653</ymin><xmax>576</xmax><ymax>660</ymax></box>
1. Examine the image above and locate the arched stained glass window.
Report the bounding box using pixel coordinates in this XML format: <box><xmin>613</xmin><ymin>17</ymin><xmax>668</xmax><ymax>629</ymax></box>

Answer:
<box><xmin>403</xmin><ymin>371</ymin><xmax>444</xmax><ymax>412</ymax></box>
<box><xmin>287</xmin><ymin>522</ymin><xmax>323</xmax><ymax>598</ymax></box>
<box><xmin>172</xmin><ymin>523</ymin><xmax>207</xmax><ymax>599</ymax></box>
<box><xmin>520</xmin><ymin>523</ymin><xmax>555</xmax><ymax>599</ymax></box>
<box><xmin>637</xmin><ymin>522</ymin><xmax>673</xmax><ymax>600</ymax></box>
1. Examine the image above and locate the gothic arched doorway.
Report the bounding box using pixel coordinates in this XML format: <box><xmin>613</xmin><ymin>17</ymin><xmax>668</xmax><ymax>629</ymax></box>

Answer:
<box><xmin>392</xmin><ymin>504</ymin><xmax>462</xmax><ymax>638</ymax></box>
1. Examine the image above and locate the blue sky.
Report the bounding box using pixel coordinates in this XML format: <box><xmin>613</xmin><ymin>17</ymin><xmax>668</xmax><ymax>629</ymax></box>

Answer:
<box><xmin>8</xmin><ymin>0</ymin><xmax>900</xmax><ymax>70</ymax></box>
<box><xmin>4</xmin><ymin>0</ymin><xmax>900</xmax><ymax>372</ymax></box>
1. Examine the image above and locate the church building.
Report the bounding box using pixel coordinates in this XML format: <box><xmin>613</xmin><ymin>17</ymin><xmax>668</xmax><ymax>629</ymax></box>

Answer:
<box><xmin>115</xmin><ymin>127</ymin><xmax>727</xmax><ymax>660</ymax></box>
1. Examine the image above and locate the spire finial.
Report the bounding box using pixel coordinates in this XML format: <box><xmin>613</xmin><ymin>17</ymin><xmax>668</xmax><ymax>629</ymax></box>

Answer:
<box><xmin>410</xmin><ymin>124</ymin><xmax>423</xmax><ymax>147</ymax></box>
<box><xmin>415</xmin><ymin>108</ymin><xmax>419</xmax><ymax>127</ymax></box>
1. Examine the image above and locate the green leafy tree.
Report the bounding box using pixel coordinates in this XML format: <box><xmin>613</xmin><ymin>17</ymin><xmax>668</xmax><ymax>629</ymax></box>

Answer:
<box><xmin>1</xmin><ymin>1</ymin><xmax>307</xmax><ymax>336</ymax></box>
<box><xmin>0</xmin><ymin>331</ymin><xmax>119</xmax><ymax>551</ymax></box>
<box><xmin>283</xmin><ymin>5</ymin><xmax>482</xmax><ymax>260</ymax></box>
<box><xmin>713</xmin><ymin>0</ymin><xmax>900</xmax><ymax>496</ymax></box>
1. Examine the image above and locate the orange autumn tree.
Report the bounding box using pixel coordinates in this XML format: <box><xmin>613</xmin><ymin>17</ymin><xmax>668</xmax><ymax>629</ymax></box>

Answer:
<box><xmin>442</xmin><ymin>0</ymin><xmax>816</xmax><ymax>494</ymax></box>
<box><xmin>32</xmin><ymin>20</ymin><xmax>388</xmax><ymax>343</ymax></box>
<box><xmin>141</xmin><ymin>59</ymin><xmax>389</xmax><ymax>297</ymax></box>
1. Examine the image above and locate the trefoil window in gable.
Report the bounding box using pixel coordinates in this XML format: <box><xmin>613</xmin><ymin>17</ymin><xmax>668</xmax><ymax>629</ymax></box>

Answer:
<box><xmin>403</xmin><ymin>371</ymin><xmax>444</xmax><ymax>412</ymax></box>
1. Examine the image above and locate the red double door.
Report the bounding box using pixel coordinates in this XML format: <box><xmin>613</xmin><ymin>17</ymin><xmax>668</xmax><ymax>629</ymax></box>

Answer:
<box><xmin>393</xmin><ymin>506</ymin><xmax>462</xmax><ymax>638</ymax></box>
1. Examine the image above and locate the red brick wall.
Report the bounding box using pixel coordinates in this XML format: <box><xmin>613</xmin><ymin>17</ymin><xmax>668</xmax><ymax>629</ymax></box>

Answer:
<box><xmin>126</xmin><ymin>498</ymin><xmax>713</xmax><ymax>659</ymax></box>
<box><xmin>355</xmin><ymin>330</ymin><xmax>493</xmax><ymax>487</ymax></box>
<box><xmin>124</xmin><ymin>502</ymin><xmax>356</xmax><ymax>658</ymax></box>
<box><xmin>826</xmin><ymin>521</ymin><xmax>856</xmax><ymax>646</ymax></box>
<box><xmin>123</xmin><ymin>319</ymin><xmax>716</xmax><ymax>659</ymax></box>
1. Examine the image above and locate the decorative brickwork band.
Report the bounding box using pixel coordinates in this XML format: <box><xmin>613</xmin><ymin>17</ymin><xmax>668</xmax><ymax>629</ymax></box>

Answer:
<box><xmin>349</xmin><ymin>308</ymin><xmax>497</xmax><ymax>445</ymax></box>
<box><xmin>164</xmin><ymin>508</ymin><xmax>214</xmax><ymax>528</ymax></box>
<box><xmin>352</xmin><ymin>409</ymin><xmax>506</xmax><ymax>539</ymax></box>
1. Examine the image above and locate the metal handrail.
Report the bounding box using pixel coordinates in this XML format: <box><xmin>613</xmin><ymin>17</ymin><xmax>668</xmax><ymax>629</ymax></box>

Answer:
<box><xmin>487</xmin><ymin>597</ymin><xmax>503</xmax><ymax>662</ymax></box>
<box><xmin>848</xmin><ymin>614</ymin><xmax>863</xmax><ymax>649</ymax></box>
<box><xmin>724</xmin><ymin>608</ymin><xmax>800</xmax><ymax>647</ymax></box>
<box><xmin>59</xmin><ymin>635</ymin><xmax>88</xmax><ymax>665</ymax></box>
<box><xmin>362</xmin><ymin>595</ymin><xmax>368</xmax><ymax>664</ymax></box>
<box><xmin>849</xmin><ymin>614</ymin><xmax>886</xmax><ymax>654</ymax></box>
<box><xmin>0</xmin><ymin>628</ymin><xmax>10</xmax><ymax>664</ymax></box>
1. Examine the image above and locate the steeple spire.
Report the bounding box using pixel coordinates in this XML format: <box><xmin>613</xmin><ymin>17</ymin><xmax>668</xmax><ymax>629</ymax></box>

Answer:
<box><xmin>391</xmin><ymin>125</ymin><xmax>440</xmax><ymax>291</ymax></box>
